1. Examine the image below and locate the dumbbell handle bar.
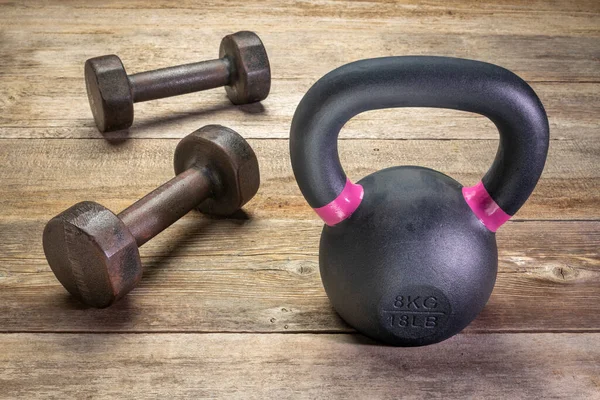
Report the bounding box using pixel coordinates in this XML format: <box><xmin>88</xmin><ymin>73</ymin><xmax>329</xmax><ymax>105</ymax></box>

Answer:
<box><xmin>118</xmin><ymin>166</ymin><xmax>211</xmax><ymax>247</ymax></box>
<box><xmin>128</xmin><ymin>57</ymin><xmax>232</xmax><ymax>103</ymax></box>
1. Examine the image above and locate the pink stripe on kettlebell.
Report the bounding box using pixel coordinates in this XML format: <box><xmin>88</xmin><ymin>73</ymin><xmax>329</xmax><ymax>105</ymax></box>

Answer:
<box><xmin>314</xmin><ymin>179</ymin><xmax>364</xmax><ymax>226</ymax></box>
<box><xmin>462</xmin><ymin>181</ymin><xmax>511</xmax><ymax>232</ymax></box>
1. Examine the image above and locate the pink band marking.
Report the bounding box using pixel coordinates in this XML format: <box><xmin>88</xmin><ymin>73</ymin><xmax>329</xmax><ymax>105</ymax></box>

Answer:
<box><xmin>314</xmin><ymin>179</ymin><xmax>364</xmax><ymax>226</ymax></box>
<box><xmin>462</xmin><ymin>181</ymin><xmax>511</xmax><ymax>232</ymax></box>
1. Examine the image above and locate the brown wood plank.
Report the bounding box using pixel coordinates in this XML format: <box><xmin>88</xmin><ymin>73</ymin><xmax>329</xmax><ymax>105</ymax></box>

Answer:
<box><xmin>0</xmin><ymin>219</ymin><xmax>597</xmax><ymax>333</ymax></box>
<box><xmin>1</xmin><ymin>82</ymin><xmax>597</xmax><ymax>140</ymax></box>
<box><xmin>0</xmin><ymin>332</ymin><xmax>598</xmax><ymax>399</ymax></box>
<box><xmin>0</xmin><ymin>138</ymin><xmax>597</xmax><ymax>221</ymax></box>
<box><xmin>4</xmin><ymin>0</ymin><xmax>597</xmax><ymax>13</ymax></box>
<box><xmin>2</xmin><ymin>1</ymin><xmax>599</xmax><ymax>37</ymax></box>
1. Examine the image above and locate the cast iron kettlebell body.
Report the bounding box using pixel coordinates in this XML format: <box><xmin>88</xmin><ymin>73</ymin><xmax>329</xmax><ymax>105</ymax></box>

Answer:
<box><xmin>289</xmin><ymin>57</ymin><xmax>549</xmax><ymax>346</ymax></box>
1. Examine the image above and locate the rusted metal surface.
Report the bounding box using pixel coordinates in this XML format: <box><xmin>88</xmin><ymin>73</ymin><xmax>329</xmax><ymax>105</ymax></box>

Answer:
<box><xmin>84</xmin><ymin>55</ymin><xmax>134</xmax><ymax>133</ymax></box>
<box><xmin>128</xmin><ymin>59</ymin><xmax>232</xmax><ymax>103</ymax></box>
<box><xmin>42</xmin><ymin>201</ymin><xmax>142</xmax><ymax>308</ymax></box>
<box><xmin>174</xmin><ymin>124</ymin><xmax>261</xmax><ymax>216</ymax></box>
<box><xmin>118</xmin><ymin>167</ymin><xmax>212</xmax><ymax>247</ymax></box>
<box><xmin>219</xmin><ymin>30</ymin><xmax>271</xmax><ymax>105</ymax></box>
<box><xmin>84</xmin><ymin>31</ymin><xmax>271</xmax><ymax>133</ymax></box>
<box><xmin>43</xmin><ymin>125</ymin><xmax>260</xmax><ymax>308</ymax></box>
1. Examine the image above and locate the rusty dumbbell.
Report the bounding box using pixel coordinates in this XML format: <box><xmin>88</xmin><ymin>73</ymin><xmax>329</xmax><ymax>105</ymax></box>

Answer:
<box><xmin>85</xmin><ymin>31</ymin><xmax>271</xmax><ymax>132</ymax></box>
<box><xmin>43</xmin><ymin>125</ymin><xmax>260</xmax><ymax>307</ymax></box>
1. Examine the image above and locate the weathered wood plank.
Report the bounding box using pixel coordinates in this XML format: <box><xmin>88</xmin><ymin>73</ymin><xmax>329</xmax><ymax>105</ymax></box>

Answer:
<box><xmin>0</xmin><ymin>219</ymin><xmax>597</xmax><ymax>332</ymax></box>
<box><xmin>4</xmin><ymin>0</ymin><xmax>597</xmax><ymax>13</ymax></box>
<box><xmin>0</xmin><ymin>333</ymin><xmax>598</xmax><ymax>399</ymax></box>
<box><xmin>1</xmin><ymin>82</ymin><xmax>597</xmax><ymax>140</ymax></box>
<box><xmin>5</xmin><ymin>19</ymin><xmax>596</xmax><ymax>85</ymax></box>
<box><xmin>2</xmin><ymin>0</ymin><xmax>599</xmax><ymax>37</ymax></box>
<box><xmin>0</xmin><ymin>139</ymin><xmax>597</xmax><ymax>221</ymax></box>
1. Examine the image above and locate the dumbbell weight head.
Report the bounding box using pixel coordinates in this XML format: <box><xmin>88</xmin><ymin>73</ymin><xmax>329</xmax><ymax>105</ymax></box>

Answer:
<box><xmin>174</xmin><ymin>124</ymin><xmax>260</xmax><ymax>216</ymax></box>
<box><xmin>43</xmin><ymin>125</ymin><xmax>259</xmax><ymax>307</ymax></box>
<box><xmin>219</xmin><ymin>31</ymin><xmax>271</xmax><ymax>105</ymax></box>
<box><xmin>43</xmin><ymin>201</ymin><xmax>141</xmax><ymax>308</ymax></box>
<box><xmin>84</xmin><ymin>55</ymin><xmax>133</xmax><ymax>133</ymax></box>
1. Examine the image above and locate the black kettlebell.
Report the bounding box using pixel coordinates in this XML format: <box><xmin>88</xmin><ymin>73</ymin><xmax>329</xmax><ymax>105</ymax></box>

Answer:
<box><xmin>289</xmin><ymin>56</ymin><xmax>549</xmax><ymax>346</ymax></box>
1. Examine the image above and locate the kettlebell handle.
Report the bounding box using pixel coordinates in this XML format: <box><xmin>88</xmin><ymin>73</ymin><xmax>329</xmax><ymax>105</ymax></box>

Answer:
<box><xmin>290</xmin><ymin>56</ymin><xmax>549</xmax><ymax>231</ymax></box>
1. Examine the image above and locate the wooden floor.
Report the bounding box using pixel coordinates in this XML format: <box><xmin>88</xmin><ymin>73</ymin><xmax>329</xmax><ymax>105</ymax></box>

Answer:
<box><xmin>1</xmin><ymin>1</ymin><xmax>599</xmax><ymax>398</ymax></box>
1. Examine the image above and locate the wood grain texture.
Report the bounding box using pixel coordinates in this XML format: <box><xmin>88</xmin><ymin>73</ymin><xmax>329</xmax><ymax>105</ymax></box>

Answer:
<box><xmin>0</xmin><ymin>138</ymin><xmax>598</xmax><ymax>221</ymax></box>
<box><xmin>0</xmin><ymin>0</ymin><xmax>599</xmax><ymax>398</ymax></box>
<box><xmin>1</xmin><ymin>333</ymin><xmax>599</xmax><ymax>399</ymax></box>
<box><xmin>1</xmin><ymin>82</ymin><xmax>598</xmax><ymax>140</ymax></box>
<box><xmin>0</xmin><ymin>219</ymin><xmax>598</xmax><ymax>332</ymax></box>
